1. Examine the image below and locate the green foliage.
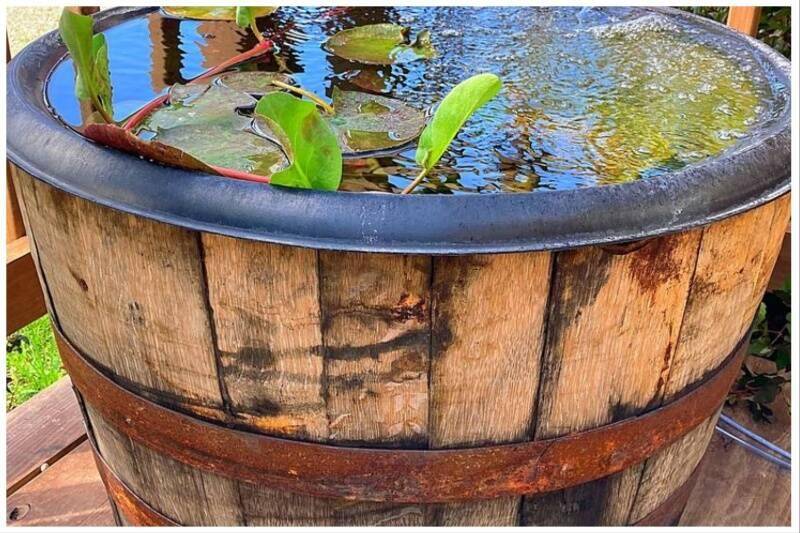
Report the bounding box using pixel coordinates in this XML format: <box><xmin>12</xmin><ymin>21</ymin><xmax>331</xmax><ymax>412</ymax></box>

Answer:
<box><xmin>255</xmin><ymin>92</ymin><xmax>343</xmax><ymax>190</ymax></box>
<box><xmin>325</xmin><ymin>23</ymin><xmax>436</xmax><ymax>65</ymax></box>
<box><xmin>6</xmin><ymin>317</ymin><xmax>65</xmax><ymax>411</ymax></box>
<box><xmin>416</xmin><ymin>73</ymin><xmax>502</xmax><ymax>173</ymax></box>
<box><xmin>59</xmin><ymin>8</ymin><xmax>113</xmax><ymax>121</ymax></box>
<box><xmin>679</xmin><ymin>6</ymin><xmax>790</xmax><ymax>58</ymax></box>
<box><xmin>236</xmin><ymin>6</ymin><xmax>256</xmax><ymax>29</ymax></box>
<box><xmin>728</xmin><ymin>279</ymin><xmax>791</xmax><ymax>423</ymax></box>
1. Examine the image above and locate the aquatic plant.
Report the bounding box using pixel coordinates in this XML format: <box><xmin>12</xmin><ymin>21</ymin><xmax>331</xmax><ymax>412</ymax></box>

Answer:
<box><xmin>58</xmin><ymin>9</ymin><xmax>113</xmax><ymax>123</ymax></box>
<box><xmin>325</xmin><ymin>23</ymin><xmax>436</xmax><ymax>65</ymax></box>
<box><xmin>402</xmin><ymin>73</ymin><xmax>503</xmax><ymax>194</ymax></box>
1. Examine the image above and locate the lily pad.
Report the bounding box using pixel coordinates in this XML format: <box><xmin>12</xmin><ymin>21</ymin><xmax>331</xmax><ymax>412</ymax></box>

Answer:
<box><xmin>324</xmin><ymin>23</ymin><xmax>435</xmax><ymax>65</ymax></box>
<box><xmin>327</xmin><ymin>87</ymin><xmax>426</xmax><ymax>155</ymax></box>
<box><xmin>137</xmin><ymin>82</ymin><xmax>287</xmax><ymax>177</ymax></box>
<box><xmin>162</xmin><ymin>7</ymin><xmax>277</xmax><ymax>21</ymax></box>
<box><xmin>215</xmin><ymin>71</ymin><xmax>294</xmax><ymax>96</ymax></box>
<box><xmin>84</xmin><ymin>123</ymin><xmax>219</xmax><ymax>174</ymax></box>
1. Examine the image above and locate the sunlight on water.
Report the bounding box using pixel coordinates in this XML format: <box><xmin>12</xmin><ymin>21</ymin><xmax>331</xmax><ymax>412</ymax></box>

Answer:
<box><xmin>46</xmin><ymin>7</ymin><xmax>786</xmax><ymax>193</ymax></box>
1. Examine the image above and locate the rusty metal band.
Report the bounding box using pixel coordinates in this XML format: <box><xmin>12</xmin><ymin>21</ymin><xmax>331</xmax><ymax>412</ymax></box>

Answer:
<box><xmin>89</xmin><ymin>437</ymin><xmax>705</xmax><ymax>527</ymax></box>
<box><xmin>56</xmin><ymin>327</ymin><xmax>746</xmax><ymax>504</ymax></box>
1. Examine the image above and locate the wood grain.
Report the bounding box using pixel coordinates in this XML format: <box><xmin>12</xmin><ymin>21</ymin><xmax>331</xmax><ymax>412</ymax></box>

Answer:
<box><xmin>6</xmin><ymin>377</ymin><xmax>86</xmax><ymax>495</ymax></box>
<box><xmin>319</xmin><ymin>251</ymin><xmax>431</xmax><ymax>448</ymax></box>
<box><xmin>14</xmin><ymin>171</ymin><xmax>244</xmax><ymax>525</ymax></box>
<box><xmin>427</xmin><ymin>252</ymin><xmax>552</xmax><ymax>525</ymax></box>
<box><xmin>726</xmin><ymin>6</ymin><xmax>762</xmax><ymax>37</ymax></box>
<box><xmin>6</xmin><ymin>236</ymin><xmax>47</xmax><ymax>334</ymax></box>
<box><xmin>6</xmin><ymin>441</ymin><xmax>114</xmax><ymax>527</ymax></box>
<box><xmin>522</xmin><ymin>232</ymin><xmax>702</xmax><ymax>526</ymax></box>
<box><xmin>14</xmin><ymin>171</ymin><xmax>225</xmax><ymax>418</ymax></box>
<box><xmin>202</xmin><ymin>234</ymin><xmax>328</xmax><ymax>439</ymax></box>
<box><xmin>629</xmin><ymin>197</ymin><xmax>789</xmax><ymax>522</ymax></box>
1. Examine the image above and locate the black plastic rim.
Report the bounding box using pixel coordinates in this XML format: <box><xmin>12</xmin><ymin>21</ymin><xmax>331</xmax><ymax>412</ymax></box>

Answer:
<box><xmin>6</xmin><ymin>7</ymin><xmax>792</xmax><ymax>255</ymax></box>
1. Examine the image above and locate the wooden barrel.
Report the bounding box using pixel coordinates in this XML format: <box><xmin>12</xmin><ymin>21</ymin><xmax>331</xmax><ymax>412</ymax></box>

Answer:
<box><xmin>13</xmin><ymin>167</ymin><xmax>789</xmax><ymax>526</ymax></box>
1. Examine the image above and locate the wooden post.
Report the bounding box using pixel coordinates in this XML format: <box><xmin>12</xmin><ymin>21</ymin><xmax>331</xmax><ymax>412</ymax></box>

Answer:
<box><xmin>726</xmin><ymin>7</ymin><xmax>762</xmax><ymax>37</ymax></box>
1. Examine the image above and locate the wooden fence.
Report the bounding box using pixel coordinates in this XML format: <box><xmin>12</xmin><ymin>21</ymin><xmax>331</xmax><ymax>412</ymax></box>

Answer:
<box><xmin>4</xmin><ymin>7</ymin><xmax>788</xmax><ymax>337</ymax></box>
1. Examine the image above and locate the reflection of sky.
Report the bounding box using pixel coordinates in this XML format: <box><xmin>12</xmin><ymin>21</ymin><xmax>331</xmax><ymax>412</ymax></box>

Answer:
<box><xmin>46</xmin><ymin>6</ymin><xmax>781</xmax><ymax>193</ymax></box>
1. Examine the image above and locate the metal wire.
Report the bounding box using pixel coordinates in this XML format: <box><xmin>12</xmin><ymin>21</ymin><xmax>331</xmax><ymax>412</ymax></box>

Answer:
<box><xmin>714</xmin><ymin>425</ymin><xmax>791</xmax><ymax>470</ymax></box>
<box><xmin>718</xmin><ymin>413</ymin><xmax>791</xmax><ymax>460</ymax></box>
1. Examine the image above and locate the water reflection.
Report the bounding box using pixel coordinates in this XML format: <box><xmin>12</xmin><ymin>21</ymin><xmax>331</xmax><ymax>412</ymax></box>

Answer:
<box><xmin>46</xmin><ymin>6</ymin><xmax>784</xmax><ymax>193</ymax></box>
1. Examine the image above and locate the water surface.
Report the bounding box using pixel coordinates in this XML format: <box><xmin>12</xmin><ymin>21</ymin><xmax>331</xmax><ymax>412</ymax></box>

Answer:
<box><xmin>46</xmin><ymin>6</ymin><xmax>787</xmax><ymax>193</ymax></box>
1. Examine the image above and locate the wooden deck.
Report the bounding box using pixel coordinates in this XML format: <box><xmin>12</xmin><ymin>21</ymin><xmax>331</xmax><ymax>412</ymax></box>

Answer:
<box><xmin>5</xmin><ymin>370</ymin><xmax>792</xmax><ymax>527</ymax></box>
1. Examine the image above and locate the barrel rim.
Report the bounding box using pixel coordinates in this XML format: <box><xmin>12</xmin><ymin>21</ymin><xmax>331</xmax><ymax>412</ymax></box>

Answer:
<box><xmin>6</xmin><ymin>6</ymin><xmax>791</xmax><ymax>254</ymax></box>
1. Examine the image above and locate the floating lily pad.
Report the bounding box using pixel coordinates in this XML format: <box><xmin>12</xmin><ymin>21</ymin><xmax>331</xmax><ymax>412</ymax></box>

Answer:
<box><xmin>84</xmin><ymin>123</ymin><xmax>218</xmax><ymax>174</ymax></box>
<box><xmin>215</xmin><ymin>71</ymin><xmax>294</xmax><ymax>97</ymax></box>
<box><xmin>162</xmin><ymin>7</ymin><xmax>277</xmax><ymax>21</ymax></box>
<box><xmin>324</xmin><ymin>24</ymin><xmax>435</xmax><ymax>65</ymax></box>
<box><xmin>327</xmin><ymin>87</ymin><xmax>426</xmax><ymax>155</ymax></box>
<box><xmin>137</xmin><ymin>83</ymin><xmax>287</xmax><ymax>177</ymax></box>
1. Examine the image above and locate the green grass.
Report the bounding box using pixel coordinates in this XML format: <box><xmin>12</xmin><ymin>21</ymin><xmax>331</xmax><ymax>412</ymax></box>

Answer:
<box><xmin>6</xmin><ymin>316</ymin><xmax>65</xmax><ymax>411</ymax></box>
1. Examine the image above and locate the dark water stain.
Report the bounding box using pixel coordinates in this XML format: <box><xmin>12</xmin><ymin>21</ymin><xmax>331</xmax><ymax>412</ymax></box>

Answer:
<box><xmin>627</xmin><ymin>236</ymin><xmax>685</xmax><ymax>292</ymax></box>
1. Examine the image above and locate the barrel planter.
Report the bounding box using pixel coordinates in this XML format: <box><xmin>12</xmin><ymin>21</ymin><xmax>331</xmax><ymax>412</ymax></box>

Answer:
<box><xmin>7</xmin><ymin>8</ymin><xmax>791</xmax><ymax>527</ymax></box>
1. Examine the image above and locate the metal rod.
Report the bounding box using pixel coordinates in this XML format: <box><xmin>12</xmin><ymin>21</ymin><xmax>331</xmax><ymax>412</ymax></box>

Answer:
<box><xmin>715</xmin><ymin>426</ymin><xmax>791</xmax><ymax>470</ymax></box>
<box><xmin>718</xmin><ymin>413</ymin><xmax>791</xmax><ymax>460</ymax></box>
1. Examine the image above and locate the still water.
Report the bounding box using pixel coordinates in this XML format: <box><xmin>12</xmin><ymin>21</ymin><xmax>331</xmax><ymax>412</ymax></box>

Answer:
<box><xmin>46</xmin><ymin>6</ymin><xmax>787</xmax><ymax>193</ymax></box>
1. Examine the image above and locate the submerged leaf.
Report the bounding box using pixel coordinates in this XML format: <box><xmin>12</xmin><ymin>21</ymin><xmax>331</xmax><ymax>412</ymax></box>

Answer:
<box><xmin>324</xmin><ymin>23</ymin><xmax>435</xmax><ymax>65</ymax></box>
<box><xmin>416</xmin><ymin>73</ymin><xmax>502</xmax><ymax>172</ymax></box>
<box><xmin>137</xmin><ymin>83</ymin><xmax>287</xmax><ymax>177</ymax></box>
<box><xmin>162</xmin><ymin>6</ymin><xmax>277</xmax><ymax>21</ymax></box>
<box><xmin>328</xmin><ymin>87</ymin><xmax>425</xmax><ymax>155</ymax></box>
<box><xmin>254</xmin><ymin>92</ymin><xmax>342</xmax><ymax>190</ymax></box>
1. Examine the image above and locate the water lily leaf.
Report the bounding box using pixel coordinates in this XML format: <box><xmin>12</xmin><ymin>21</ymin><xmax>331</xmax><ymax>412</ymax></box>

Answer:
<box><xmin>162</xmin><ymin>7</ymin><xmax>277</xmax><ymax>21</ymax></box>
<box><xmin>328</xmin><ymin>87</ymin><xmax>425</xmax><ymax>155</ymax></box>
<box><xmin>137</xmin><ymin>83</ymin><xmax>287</xmax><ymax>177</ymax></box>
<box><xmin>254</xmin><ymin>92</ymin><xmax>342</xmax><ymax>190</ymax></box>
<box><xmin>215</xmin><ymin>71</ymin><xmax>294</xmax><ymax>96</ymax></box>
<box><xmin>416</xmin><ymin>73</ymin><xmax>502</xmax><ymax>172</ymax></box>
<box><xmin>84</xmin><ymin>123</ymin><xmax>218</xmax><ymax>173</ymax></box>
<box><xmin>324</xmin><ymin>23</ymin><xmax>435</xmax><ymax>65</ymax></box>
<box><xmin>58</xmin><ymin>9</ymin><xmax>113</xmax><ymax>119</ymax></box>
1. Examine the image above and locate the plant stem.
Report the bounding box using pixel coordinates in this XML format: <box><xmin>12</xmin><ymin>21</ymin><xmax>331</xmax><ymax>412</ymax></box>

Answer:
<box><xmin>194</xmin><ymin>39</ymin><xmax>273</xmax><ymax>82</ymax></box>
<box><xmin>250</xmin><ymin>20</ymin><xmax>265</xmax><ymax>43</ymax></box>
<box><xmin>269</xmin><ymin>80</ymin><xmax>335</xmax><ymax>115</ymax></box>
<box><xmin>91</xmin><ymin>95</ymin><xmax>115</xmax><ymax>124</ymax></box>
<box><xmin>401</xmin><ymin>168</ymin><xmax>430</xmax><ymax>194</ymax></box>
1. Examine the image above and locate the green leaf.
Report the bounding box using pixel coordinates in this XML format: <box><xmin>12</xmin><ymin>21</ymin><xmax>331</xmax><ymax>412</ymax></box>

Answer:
<box><xmin>162</xmin><ymin>6</ymin><xmax>277</xmax><ymax>21</ymax></box>
<box><xmin>59</xmin><ymin>9</ymin><xmax>95</xmax><ymax>103</ymax></box>
<box><xmin>91</xmin><ymin>33</ymin><xmax>113</xmax><ymax>117</ymax></box>
<box><xmin>415</xmin><ymin>73</ymin><xmax>502</xmax><ymax>172</ymax></box>
<box><xmin>325</xmin><ymin>23</ymin><xmax>436</xmax><ymax>65</ymax></box>
<box><xmin>137</xmin><ymin>83</ymin><xmax>287</xmax><ymax>177</ymax></box>
<box><xmin>235</xmin><ymin>6</ymin><xmax>255</xmax><ymax>29</ymax></box>
<box><xmin>328</xmin><ymin>87</ymin><xmax>425</xmax><ymax>155</ymax></box>
<box><xmin>59</xmin><ymin>8</ymin><xmax>114</xmax><ymax>121</ymax></box>
<box><xmin>255</xmin><ymin>92</ymin><xmax>342</xmax><ymax>191</ymax></box>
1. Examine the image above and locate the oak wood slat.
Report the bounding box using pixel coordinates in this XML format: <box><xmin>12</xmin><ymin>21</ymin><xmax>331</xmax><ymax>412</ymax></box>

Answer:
<box><xmin>13</xmin><ymin>169</ymin><xmax>244</xmax><ymax>526</ymax></box>
<box><xmin>6</xmin><ymin>377</ymin><xmax>86</xmax><ymax>496</ymax></box>
<box><xmin>627</xmin><ymin>196</ymin><xmax>790</xmax><ymax>522</ymax></box>
<box><xmin>5</xmin><ymin>441</ymin><xmax>114</xmax><ymax>527</ymax></box>
<box><xmin>428</xmin><ymin>252</ymin><xmax>551</xmax><ymax>525</ymax></box>
<box><xmin>521</xmin><ymin>231</ymin><xmax>702</xmax><ymax>526</ymax></box>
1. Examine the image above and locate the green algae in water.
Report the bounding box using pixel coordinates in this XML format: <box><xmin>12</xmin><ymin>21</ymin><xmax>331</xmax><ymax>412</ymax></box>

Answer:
<box><xmin>45</xmin><ymin>7</ymin><xmax>785</xmax><ymax>193</ymax></box>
